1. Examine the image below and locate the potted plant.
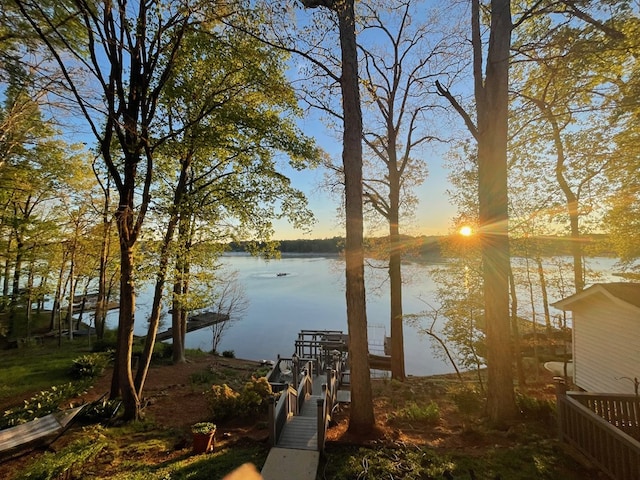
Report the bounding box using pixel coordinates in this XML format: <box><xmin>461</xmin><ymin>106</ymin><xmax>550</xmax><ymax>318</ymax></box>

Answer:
<box><xmin>191</xmin><ymin>422</ymin><xmax>216</xmax><ymax>453</ymax></box>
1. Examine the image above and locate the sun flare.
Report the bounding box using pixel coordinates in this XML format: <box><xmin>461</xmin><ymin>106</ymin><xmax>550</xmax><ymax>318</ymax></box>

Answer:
<box><xmin>459</xmin><ymin>226</ymin><xmax>473</xmax><ymax>237</ymax></box>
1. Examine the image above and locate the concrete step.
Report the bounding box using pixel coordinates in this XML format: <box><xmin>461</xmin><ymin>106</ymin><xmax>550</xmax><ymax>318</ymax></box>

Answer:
<box><xmin>260</xmin><ymin>447</ymin><xmax>319</xmax><ymax>480</ymax></box>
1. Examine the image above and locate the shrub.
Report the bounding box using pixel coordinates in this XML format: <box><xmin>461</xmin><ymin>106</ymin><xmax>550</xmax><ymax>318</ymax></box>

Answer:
<box><xmin>390</xmin><ymin>401</ymin><xmax>440</xmax><ymax>424</ymax></box>
<box><xmin>207</xmin><ymin>377</ymin><xmax>273</xmax><ymax>421</ymax></box>
<box><xmin>70</xmin><ymin>353</ymin><xmax>108</xmax><ymax>379</ymax></box>
<box><xmin>207</xmin><ymin>384</ymin><xmax>240</xmax><ymax>421</ymax></box>
<box><xmin>92</xmin><ymin>338</ymin><xmax>117</xmax><ymax>353</ymax></box>
<box><xmin>1</xmin><ymin>383</ymin><xmax>88</xmax><ymax>428</ymax></box>
<box><xmin>82</xmin><ymin>397</ymin><xmax>122</xmax><ymax>423</ymax></box>
<box><xmin>237</xmin><ymin>377</ymin><xmax>273</xmax><ymax>417</ymax></box>
<box><xmin>151</xmin><ymin>342</ymin><xmax>173</xmax><ymax>361</ymax></box>
<box><xmin>222</xmin><ymin>350</ymin><xmax>235</xmax><ymax>358</ymax></box>
<box><xmin>448</xmin><ymin>384</ymin><xmax>484</xmax><ymax>416</ymax></box>
<box><xmin>515</xmin><ymin>391</ymin><xmax>556</xmax><ymax>423</ymax></box>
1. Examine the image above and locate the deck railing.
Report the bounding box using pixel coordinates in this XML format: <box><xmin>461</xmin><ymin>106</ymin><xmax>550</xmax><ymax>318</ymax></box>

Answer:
<box><xmin>268</xmin><ymin>330</ymin><xmax>348</xmax><ymax>451</ymax></box>
<box><xmin>267</xmin><ymin>358</ymin><xmax>314</xmax><ymax>446</ymax></box>
<box><xmin>317</xmin><ymin>353</ymin><xmax>343</xmax><ymax>452</ymax></box>
<box><xmin>556</xmin><ymin>380</ymin><xmax>640</xmax><ymax>480</ymax></box>
<box><xmin>269</xmin><ymin>385</ymin><xmax>297</xmax><ymax>446</ymax></box>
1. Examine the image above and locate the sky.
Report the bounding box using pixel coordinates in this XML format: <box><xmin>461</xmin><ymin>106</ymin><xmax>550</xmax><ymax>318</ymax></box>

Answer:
<box><xmin>268</xmin><ymin>0</ymin><xmax>466</xmax><ymax>241</ymax></box>
<box><xmin>271</xmin><ymin>122</ymin><xmax>456</xmax><ymax>241</ymax></box>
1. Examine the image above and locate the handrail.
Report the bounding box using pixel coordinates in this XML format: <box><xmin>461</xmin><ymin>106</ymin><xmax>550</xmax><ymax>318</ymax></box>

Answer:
<box><xmin>558</xmin><ymin>393</ymin><xmax>640</xmax><ymax>479</ymax></box>
<box><xmin>268</xmin><ymin>331</ymin><xmax>349</xmax><ymax>451</ymax></box>
<box><xmin>317</xmin><ymin>369</ymin><xmax>339</xmax><ymax>452</ymax></box>
<box><xmin>567</xmin><ymin>391</ymin><xmax>640</xmax><ymax>440</ymax></box>
<box><xmin>556</xmin><ymin>378</ymin><xmax>640</xmax><ymax>479</ymax></box>
<box><xmin>267</xmin><ymin>359</ymin><xmax>315</xmax><ymax>447</ymax></box>
<box><xmin>268</xmin><ymin>385</ymin><xmax>297</xmax><ymax>446</ymax></box>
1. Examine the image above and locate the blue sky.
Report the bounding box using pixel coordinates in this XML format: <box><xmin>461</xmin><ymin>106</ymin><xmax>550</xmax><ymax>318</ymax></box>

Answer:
<box><xmin>268</xmin><ymin>0</ymin><xmax>465</xmax><ymax>241</ymax></box>
<box><xmin>272</xmin><ymin>114</ymin><xmax>456</xmax><ymax>241</ymax></box>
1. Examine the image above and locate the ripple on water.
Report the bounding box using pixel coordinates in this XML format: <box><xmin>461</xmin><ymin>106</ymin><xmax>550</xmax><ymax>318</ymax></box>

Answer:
<box><xmin>251</xmin><ymin>272</ymin><xmax>298</xmax><ymax>279</ymax></box>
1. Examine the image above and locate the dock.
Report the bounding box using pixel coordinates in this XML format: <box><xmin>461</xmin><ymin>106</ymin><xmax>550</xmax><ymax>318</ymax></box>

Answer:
<box><xmin>261</xmin><ymin>330</ymin><xmax>352</xmax><ymax>480</ymax></box>
<box><xmin>154</xmin><ymin>311</ymin><xmax>229</xmax><ymax>341</ymax></box>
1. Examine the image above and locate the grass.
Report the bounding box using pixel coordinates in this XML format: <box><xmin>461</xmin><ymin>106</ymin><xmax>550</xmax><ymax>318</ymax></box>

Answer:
<box><xmin>14</xmin><ymin>423</ymin><xmax>269</xmax><ymax>480</ymax></box>
<box><xmin>320</xmin><ymin>440</ymin><xmax>591</xmax><ymax>480</ymax></box>
<box><xmin>0</xmin><ymin>337</ymin><xmax>95</xmax><ymax>405</ymax></box>
<box><xmin>389</xmin><ymin>400</ymin><xmax>440</xmax><ymax>424</ymax></box>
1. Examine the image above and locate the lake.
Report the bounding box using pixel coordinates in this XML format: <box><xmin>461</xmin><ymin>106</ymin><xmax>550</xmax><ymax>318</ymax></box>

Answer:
<box><xmin>109</xmin><ymin>254</ymin><xmax>620</xmax><ymax>377</ymax></box>
<box><xmin>117</xmin><ymin>253</ymin><xmax>451</xmax><ymax>376</ymax></box>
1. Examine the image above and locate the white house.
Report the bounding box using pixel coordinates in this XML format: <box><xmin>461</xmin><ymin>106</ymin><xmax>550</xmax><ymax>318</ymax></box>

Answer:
<box><xmin>552</xmin><ymin>282</ymin><xmax>640</xmax><ymax>394</ymax></box>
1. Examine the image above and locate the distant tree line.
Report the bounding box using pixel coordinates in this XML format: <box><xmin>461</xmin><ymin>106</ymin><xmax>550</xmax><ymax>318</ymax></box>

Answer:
<box><xmin>228</xmin><ymin>234</ymin><xmax>612</xmax><ymax>258</ymax></box>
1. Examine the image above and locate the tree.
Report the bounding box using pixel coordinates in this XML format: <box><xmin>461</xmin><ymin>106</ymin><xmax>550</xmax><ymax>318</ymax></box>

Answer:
<box><xmin>300</xmin><ymin>0</ymin><xmax>375</xmax><ymax>433</ymax></box>
<box><xmin>436</xmin><ymin>0</ymin><xmax>517</xmax><ymax>426</ymax></box>
<box><xmin>127</xmin><ymin>19</ymin><xmax>317</xmax><ymax>391</ymax></box>
<box><xmin>356</xmin><ymin>0</ymin><xmax>463</xmax><ymax>380</ymax></box>
<box><xmin>11</xmin><ymin>0</ymin><xmax>228</xmax><ymax>420</ymax></box>
<box><xmin>510</xmin><ymin>26</ymin><xmax>617</xmax><ymax>292</ymax></box>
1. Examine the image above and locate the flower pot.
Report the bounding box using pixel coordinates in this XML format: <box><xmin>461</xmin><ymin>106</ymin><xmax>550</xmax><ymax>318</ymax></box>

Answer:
<box><xmin>192</xmin><ymin>430</ymin><xmax>215</xmax><ymax>454</ymax></box>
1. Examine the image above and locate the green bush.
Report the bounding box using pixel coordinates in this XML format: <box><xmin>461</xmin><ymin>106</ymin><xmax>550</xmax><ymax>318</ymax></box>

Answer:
<box><xmin>151</xmin><ymin>342</ymin><xmax>173</xmax><ymax>360</ymax></box>
<box><xmin>448</xmin><ymin>384</ymin><xmax>484</xmax><ymax>415</ymax></box>
<box><xmin>516</xmin><ymin>391</ymin><xmax>556</xmax><ymax>423</ymax></box>
<box><xmin>237</xmin><ymin>377</ymin><xmax>273</xmax><ymax>417</ymax></box>
<box><xmin>1</xmin><ymin>383</ymin><xmax>88</xmax><ymax>428</ymax></box>
<box><xmin>222</xmin><ymin>350</ymin><xmax>235</xmax><ymax>358</ymax></box>
<box><xmin>207</xmin><ymin>384</ymin><xmax>240</xmax><ymax>421</ymax></box>
<box><xmin>207</xmin><ymin>377</ymin><xmax>273</xmax><ymax>421</ymax></box>
<box><xmin>390</xmin><ymin>401</ymin><xmax>440</xmax><ymax>424</ymax></box>
<box><xmin>70</xmin><ymin>353</ymin><xmax>108</xmax><ymax>379</ymax></box>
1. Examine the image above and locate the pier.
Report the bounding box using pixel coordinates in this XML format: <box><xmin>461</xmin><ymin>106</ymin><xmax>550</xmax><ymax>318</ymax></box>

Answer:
<box><xmin>261</xmin><ymin>330</ymin><xmax>351</xmax><ymax>480</ymax></box>
<box><xmin>154</xmin><ymin>311</ymin><xmax>229</xmax><ymax>341</ymax></box>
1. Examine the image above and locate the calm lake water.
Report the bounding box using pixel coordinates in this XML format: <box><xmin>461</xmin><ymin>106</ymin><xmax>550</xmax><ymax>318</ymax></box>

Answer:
<box><xmin>118</xmin><ymin>253</ymin><xmax>452</xmax><ymax>376</ymax></box>
<box><xmin>108</xmin><ymin>254</ymin><xmax>620</xmax><ymax>377</ymax></box>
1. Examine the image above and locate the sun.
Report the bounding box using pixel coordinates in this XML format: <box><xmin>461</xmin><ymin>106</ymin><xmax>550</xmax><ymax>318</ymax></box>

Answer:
<box><xmin>459</xmin><ymin>226</ymin><xmax>473</xmax><ymax>237</ymax></box>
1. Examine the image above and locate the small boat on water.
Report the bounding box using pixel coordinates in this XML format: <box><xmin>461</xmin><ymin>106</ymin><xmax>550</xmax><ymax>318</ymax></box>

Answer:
<box><xmin>277</xmin><ymin>273</ymin><xmax>288</xmax><ymax>277</ymax></box>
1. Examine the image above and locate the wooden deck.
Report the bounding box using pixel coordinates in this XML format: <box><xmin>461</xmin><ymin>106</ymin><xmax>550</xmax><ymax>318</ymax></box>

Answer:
<box><xmin>155</xmin><ymin>311</ymin><xmax>229</xmax><ymax>341</ymax></box>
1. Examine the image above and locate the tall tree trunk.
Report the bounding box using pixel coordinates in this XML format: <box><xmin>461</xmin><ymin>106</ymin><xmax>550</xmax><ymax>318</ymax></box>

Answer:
<box><xmin>36</xmin><ymin>274</ymin><xmax>47</xmax><ymax>314</ymax></box>
<box><xmin>50</xmin><ymin>256</ymin><xmax>67</xmax><ymax>332</ymax></box>
<box><xmin>1</xmin><ymin>235</ymin><xmax>12</xmax><ymax>312</ymax></box>
<box><xmin>9</xmin><ymin>233</ymin><xmax>24</xmax><ymax>333</ymax></box>
<box><xmin>508</xmin><ymin>268</ymin><xmax>525</xmax><ymax>387</ymax></box>
<box><xmin>171</xmin><ymin>211</ymin><xmax>190</xmax><ymax>364</ymax></box>
<box><xmin>548</xmin><ymin>115</ymin><xmax>584</xmax><ymax>292</ymax></box>
<box><xmin>475</xmin><ymin>0</ymin><xmax>516</xmax><ymax>426</ymax></box>
<box><xmin>389</xmin><ymin>186</ymin><xmax>405</xmax><ymax>380</ymax></box>
<box><xmin>301</xmin><ymin>0</ymin><xmax>374</xmax><ymax>433</ymax></box>
<box><xmin>135</xmin><ymin>216</ymin><xmax>178</xmax><ymax>394</ymax></box>
<box><xmin>26</xmin><ymin>259</ymin><xmax>34</xmax><ymax>340</ymax></box>
<box><xmin>536</xmin><ymin>257</ymin><xmax>552</xmax><ymax>334</ymax></box>
<box><xmin>337</xmin><ymin>0</ymin><xmax>375</xmax><ymax>434</ymax></box>
<box><xmin>95</xmin><ymin>187</ymin><xmax>113</xmax><ymax>340</ymax></box>
<box><xmin>111</xmin><ymin>176</ymin><xmax>142</xmax><ymax>419</ymax></box>
<box><xmin>66</xmin><ymin>247</ymin><xmax>76</xmax><ymax>341</ymax></box>
<box><xmin>135</xmin><ymin>160</ymin><xmax>188</xmax><ymax>393</ymax></box>
<box><xmin>113</xmin><ymin>241</ymin><xmax>140</xmax><ymax>420</ymax></box>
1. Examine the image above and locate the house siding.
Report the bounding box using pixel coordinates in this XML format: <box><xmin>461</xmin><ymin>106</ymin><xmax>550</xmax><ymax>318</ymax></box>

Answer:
<box><xmin>573</xmin><ymin>293</ymin><xmax>640</xmax><ymax>394</ymax></box>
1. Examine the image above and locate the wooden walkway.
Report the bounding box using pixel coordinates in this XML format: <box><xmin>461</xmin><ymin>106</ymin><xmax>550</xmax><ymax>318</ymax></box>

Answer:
<box><xmin>261</xmin><ymin>330</ymin><xmax>351</xmax><ymax>480</ymax></box>
<box><xmin>275</xmin><ymin>375</ymin><xmax>324</xmax><ymax>450</ymax></box>
<box><xmin>261</xmin><ymin>376</ymin><xmax>324</xmax><ymax>479</ymax></box>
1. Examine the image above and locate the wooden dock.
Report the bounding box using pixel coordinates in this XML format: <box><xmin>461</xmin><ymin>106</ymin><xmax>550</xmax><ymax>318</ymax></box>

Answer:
<box><xmin>155</xmin><ymin>311</ymin><xmax>229</xmax><ymax>341</ymax></box>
